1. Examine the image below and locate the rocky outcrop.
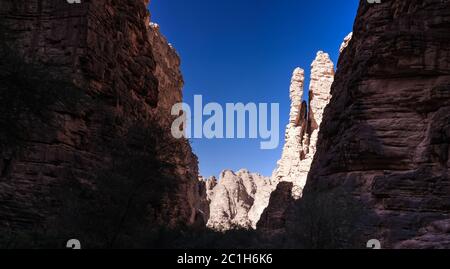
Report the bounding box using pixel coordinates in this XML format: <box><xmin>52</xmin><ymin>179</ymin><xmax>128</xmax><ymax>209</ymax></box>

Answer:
<box><xmin>257</xmin><ymin>52</ymin><xmax>335</xmax><ymax>231</ymax></box>
<box><xmin>288</xmin><ymin>0</ymin><xmax>450</xmax><ymax>248</ymax></box>
<box><xmin>272</xmin><ymin>52</ymin><xmax>334</xmax><ymax>199</ymax></box>
<box><xmin>200</xmin><ymin>176</ymin><xmax>218</xmax><ymax>202</ymax></box>
<box><xmin>0</xmin><ymin>0</ymin><xmax>206</xmax><ymax>247</ymax></box>
<box><xmin>207</xmin><ymin>170</ymin><xmax>273</xmax><ymax>231</ymax></box>
<box><xmin>257</xmin><ymin>182</ymin><xmax>294</xmax><ymax>234</ymax></box>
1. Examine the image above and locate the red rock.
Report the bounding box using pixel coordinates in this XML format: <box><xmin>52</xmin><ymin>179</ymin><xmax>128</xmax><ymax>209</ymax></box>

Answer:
<box><xmin>295</xmin><ymin>0</ymin><xmax>450</xmax><ymax>248</ymax></box>
<box><xmin>0</xmin><ymin>0</ymin><xmax>207</xmax><ymax>246</ymax></box>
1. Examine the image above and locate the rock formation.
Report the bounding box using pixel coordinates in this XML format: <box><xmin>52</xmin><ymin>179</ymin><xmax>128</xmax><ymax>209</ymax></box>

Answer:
<box><xmin>256</xmin><ymin>52</ymin><xmax>335</xmax><ymax>232</ymax></box>
<box><xmin>0</xmin><ymin>0</ymin><xmax>207</xmax><ymax>247</ymax></box>
<box><xmin>273</xmin><ymin>52</ymin><xmax>334</xmax><ymax>199</ymax></box>
<box><xmin>207</xmin><ymin>52</ymin><xmax>336</xmax><ymax>232</ymax></box>
<box><xmin>206</xmin><ymin>170</ymin><xmax>273</xmax><ymax>231</ymax></box>
<box><xmin>285</xmin><ymin>0</ymin><xmax>450</xmax><ymax>249</ymax></box>
<box><xmin>200</xmin><ymin>176</ymin><xmax>218</xmax><ymax>202</ymax></box>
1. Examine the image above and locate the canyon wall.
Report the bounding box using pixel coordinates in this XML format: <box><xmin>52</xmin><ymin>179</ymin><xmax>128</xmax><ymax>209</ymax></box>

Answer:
<box><xmin>286</xmin><ymin>0</ymin><xmax>450</xmax><ymax>248</ymax></box>
<box><xmin>0</xmin><ymin>0</ymin><xmax>206</xmax><ymax>247</ymax></box>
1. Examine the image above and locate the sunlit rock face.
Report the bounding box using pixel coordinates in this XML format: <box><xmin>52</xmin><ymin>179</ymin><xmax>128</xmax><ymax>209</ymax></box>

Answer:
<box><xmin>273</xmin><ymin>52</ymin><xmax>335</xmax><ymax>199</ymax></box>
<box><xmin>206</xmin><ymin>170</ymin><xmax>274</xmax><ymax>231</ymax></box>
<box><xmin>290</xmin><ymin>0</ymin><xmax>450</xmax><ymax>248</ymax></box>
<box><xmin>257</xmin><ymin>52</ymin><xmax>335</xmax><ymax>232</ymax></box>
<box><xmin>0</xmin><ymin>0</ymin><xmax>207</xmax><ymax>245</ymax></box>
<box><xmin>207</xmin><ymin>52</ymin><xmax>336</xmax><ymax>232</ymax></box>
<box><xmin>272</xmin><ymin>68</ymin><xmax>308</xmax><ymax>199</ymax></box>
<box><xmin>339</xmin><ymin>32</ymin><xmax>353</xmax><ymax>54</ymax></box>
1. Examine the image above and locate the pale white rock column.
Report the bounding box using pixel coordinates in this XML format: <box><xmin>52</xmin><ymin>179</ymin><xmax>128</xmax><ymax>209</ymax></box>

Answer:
<box><xmin>273</xmin><ymin>68</ymin><xmax>308</xmax><ymax>199</ymax></box>
<box><xmin>307</xmin><ymin>51</ymin><xmax>335</xmax><ymax>158</ymax></box>
<box><xmin>273</xmin><ymin>52</ymin><xmax>334</xmax><ymax>199</ymax></box>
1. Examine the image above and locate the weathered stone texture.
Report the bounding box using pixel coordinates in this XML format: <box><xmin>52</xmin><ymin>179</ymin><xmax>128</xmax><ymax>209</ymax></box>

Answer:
<box><xmin>299</xmin><ymin>0</ymin><xmax>450</xmax><ymax>248</ymax></box>
<box><xmin>258</xmin><ymin>52</ymin><xmax>335</xmax><ymax>231</ymax></box>
<box><xmin>0</xmin><ymin>0</ymin><xmax>206</xmax><ymax>239</ymax></box>
<box><xmin>207</xmin><ymin>170</ymin><xmax>273</xmax><ymax>231</ymax></box>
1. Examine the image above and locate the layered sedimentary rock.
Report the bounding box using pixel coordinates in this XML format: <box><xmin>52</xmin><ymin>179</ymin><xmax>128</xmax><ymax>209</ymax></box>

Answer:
<box><xmin>0</xmin><ymin>0</ymin><xmax>206</xmax><ymax>246</ymax></box>
<box><xmin>199</xmin><ymin>176</ymin><xmax>218</xmax><ymax>202</ymax></box>
<box><xmin>207</xmin><ymin>170</ymin><xmax>273</xmax><ymax>231</ymax></box>
<box><xmin>290</xmin><ymin>0</ymin><xmax>450</xmax><ymax>248</ymax></box>
<box><xmin>148</xmin><ymin>21</ymin><xmax>209</xmax><ymax>227</ymax></box>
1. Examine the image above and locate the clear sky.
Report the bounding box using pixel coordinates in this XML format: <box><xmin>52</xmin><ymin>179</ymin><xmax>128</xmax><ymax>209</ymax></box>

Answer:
<box><xmin>150</xmin><ymin>0</ymin><xmax>359</xmax><ymax>178</ymax></box>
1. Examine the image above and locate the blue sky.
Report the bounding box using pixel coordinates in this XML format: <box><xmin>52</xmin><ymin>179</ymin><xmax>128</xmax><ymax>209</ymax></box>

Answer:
<box><xmin>150</xmin><ymin>0</ymin><xmax>359</xmax><ymax>178</ymax></box>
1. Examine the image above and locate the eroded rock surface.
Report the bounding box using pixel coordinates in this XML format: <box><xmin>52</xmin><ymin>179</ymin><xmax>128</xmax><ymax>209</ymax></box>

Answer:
<box><xmin>289</xmin><ymin>0</ymin><xmax>450</xmax><ymax>248</ymax></box>
<box><xmin>273</xmin><ymin>52</ymin><xmax>334</xmax><ymax>199</ymax></box>
<box><xmin>0</xmin><ymin>0</ymin><xmax>206</xmax><ymax>246</ymax></box>
<box><xmin>207</xmin><ymin>170</ymin><xmax>273</xmax><ymax>231</ymax></box>
<box><xmin>257</xmin><ymin>52</ymin><xmax>335</xmax><ymax>231</ymax></box>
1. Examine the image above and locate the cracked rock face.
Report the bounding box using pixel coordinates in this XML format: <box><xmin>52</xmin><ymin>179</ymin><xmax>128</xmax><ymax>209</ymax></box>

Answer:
<box><xmin>273</xmin><ymin>52</ymin><xmax>335</xmax><ymax>199</ymax></box>
<box><xmin>257</xmin><ymin>52</ymin><xmax>335</xmax><ymax>231</ymax></box>
<box><xmin>206</xmin><ymin>170</ymin><xmax>273</xmax><ymax>231</ymax></box>
<box><xmin>0</xmin><ymin>0</ymin><xmax>207</xmax><ymax>243</ymax></box>
<box><xmin>292</xmin><ymin>0</ymin><xmax>450</xmax><ymax>248</ymax></box>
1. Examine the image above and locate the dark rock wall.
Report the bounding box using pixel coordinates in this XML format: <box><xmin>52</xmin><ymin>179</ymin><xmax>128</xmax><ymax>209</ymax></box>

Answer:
<box><xmin>0</xmin><ymin>0</ymin><xmax>206</xmax><ymax>247</ymax></box>
<box><xmin>300</xmin><ymin>0</ymin><xmax>450</xmax><ymax>248</ymax></box>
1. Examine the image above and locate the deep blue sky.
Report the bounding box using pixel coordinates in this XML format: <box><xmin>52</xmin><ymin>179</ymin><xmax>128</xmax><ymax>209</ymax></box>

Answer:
<box><xmin>151</xmin><ymin>0</ymin><xmax>359</xmax><ymax>178</ymax></box>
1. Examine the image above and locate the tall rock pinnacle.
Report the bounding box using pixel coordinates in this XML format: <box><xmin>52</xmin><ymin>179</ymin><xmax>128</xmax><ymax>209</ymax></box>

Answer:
<box><xmin>273</xmin><ymin>68</ymin><xmax>307</xmax><ymax>198</ymax></box>
<box><xmin>257</xmin><ymin>51</ymin><xmax>336</xmax><ymax>232</ymax></box>
<box><xmin>306</xmin><ymin>51</ymin><xmax>335</xmax><ymax>164</ymax></box>
<box><xmin>274</xmin><ymin>52</ymin><xmax>335</xmax><ymax>199</ymax></box>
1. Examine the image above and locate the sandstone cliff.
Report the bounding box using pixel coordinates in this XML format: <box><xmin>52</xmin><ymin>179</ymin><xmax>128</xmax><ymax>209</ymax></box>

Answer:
<box><xmin>273</xmin><ymin>52</ymin><xmax>335</xmax><ymax>199</ymax></box>
<box><xmin>0</xmin><ymin>0</ymin><xmax>206</xmax><ymax>248</ymax></box>
<box><xmin>285</xmin><ymin>0</ymin><xmax>450</xmax><ymax>249</ymax></box>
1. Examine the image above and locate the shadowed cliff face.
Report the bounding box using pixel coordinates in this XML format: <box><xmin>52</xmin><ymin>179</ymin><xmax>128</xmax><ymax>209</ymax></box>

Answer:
<box><xmin>0</xmin><ymin>0</ymin><xmax>207</xmax><ymax>248</ymax></box>
<box><xmin>291</xmin><ymin>0</ymin><xmax>450</xmax><ymax>249</ymax></box>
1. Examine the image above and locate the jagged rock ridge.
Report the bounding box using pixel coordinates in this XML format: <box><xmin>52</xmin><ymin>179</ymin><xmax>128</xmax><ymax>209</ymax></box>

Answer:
<box><xmin>206</xmin><ymin>170</ymin><xmax>274</xmax><ymax>231</ymax></box>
